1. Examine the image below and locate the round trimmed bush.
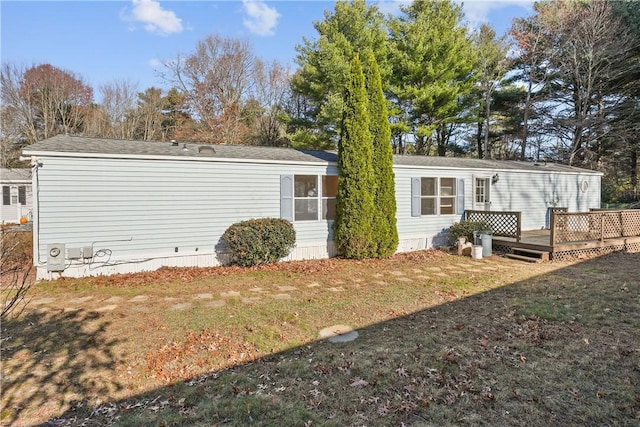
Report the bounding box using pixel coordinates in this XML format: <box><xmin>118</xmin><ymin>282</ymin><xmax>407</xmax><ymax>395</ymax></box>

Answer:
<box><xmin>222</xmin><ymin>218</ymin><xmax>296</xmax><ymax>267</ymax></box>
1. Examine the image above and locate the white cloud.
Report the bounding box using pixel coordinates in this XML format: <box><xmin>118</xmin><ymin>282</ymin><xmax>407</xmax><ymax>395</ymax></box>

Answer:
<box><xmin>129</xmin><ymin>0</ymin><xmax>183</xmax><ymax>35</ymax></box>
<box><xmin>458</xmin><ymin>0</ymin><xmax>534</xmax><ymax>29</ymax></box>
<box><xmin>375</xmin><ymin>0</ymin><xmax>409</xmax><ymax>16</ymax></box>
<box><xmin>148</xmin><ymin>58</ymin><xmax>162</xmax><ymax>68</ymax></box>
<box><xmin>242</xmin><ymin>0</ymin><xmax>280</xmax><ymax>36</ymax></box>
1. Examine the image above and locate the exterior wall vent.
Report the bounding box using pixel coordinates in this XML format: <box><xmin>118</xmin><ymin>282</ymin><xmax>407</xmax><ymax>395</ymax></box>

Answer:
<box><xmin>198</xmin><ymin>145</ymin><xmax>216</xmax><ymax>155</ymax></box>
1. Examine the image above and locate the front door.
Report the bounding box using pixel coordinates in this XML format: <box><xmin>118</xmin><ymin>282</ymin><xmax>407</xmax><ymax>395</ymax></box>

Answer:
<box><xmin>474</xmin><ymin>177</ymin><xmax>491</xmax><ymax>210</ymax></box>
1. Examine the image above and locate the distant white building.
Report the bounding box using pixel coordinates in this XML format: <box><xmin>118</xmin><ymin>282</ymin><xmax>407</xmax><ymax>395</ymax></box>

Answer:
<box><xmin>1</xmin><ymin>168</ymin><xmax>32</xmax><ymax>224</ymax></box>
<box><xmin>22</xmin><ymin>135</ymin><xmax>602</xmax><ymax>279</ymax></box>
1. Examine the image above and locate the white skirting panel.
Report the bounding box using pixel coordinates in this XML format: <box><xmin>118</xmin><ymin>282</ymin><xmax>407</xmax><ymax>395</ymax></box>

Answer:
<box><xmin>36</xmin><ymin>237</ymin><xmax>435</xmax><ymax>280</ymax></box>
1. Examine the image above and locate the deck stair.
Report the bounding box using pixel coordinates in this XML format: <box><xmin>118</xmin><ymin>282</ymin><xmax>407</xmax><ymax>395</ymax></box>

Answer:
<box><xmin>505</xmin><ymin>247</ymin><xmax>550</xmax><ymax>263</ymax></box>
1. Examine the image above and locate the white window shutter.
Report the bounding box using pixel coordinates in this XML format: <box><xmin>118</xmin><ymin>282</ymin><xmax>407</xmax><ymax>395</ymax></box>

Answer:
<box><xmin>457</xmin><ymin>178</ymin><xmax>465</xmax><ymax>215</ymax></box>
<box><xmin>280</xmin><ymin>175</ymin><xmax>293</xmax><ymax>221</ymax></box>
<box><xmin>411</xmin><ymin>177</ymin><xmax>421</xmax><ymax>217</ymax></box>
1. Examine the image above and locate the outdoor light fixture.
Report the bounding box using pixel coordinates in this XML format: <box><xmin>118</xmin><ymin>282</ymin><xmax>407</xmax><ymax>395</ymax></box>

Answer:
<box><xmin>492</xmin><ymin>173</ymin><xmax>499</xmax><ymax>184</ymax></box>
<box><xmin>182</xmin><ymin>143</ymin><xmax>189</xmax><ymax>152</ymax></box>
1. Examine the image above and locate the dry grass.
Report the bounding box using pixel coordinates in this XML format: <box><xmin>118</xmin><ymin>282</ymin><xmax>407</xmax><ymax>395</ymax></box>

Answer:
<box><xmin>1</xmin><ymin>246</ymin><xmax>639</xmax><ymax>426</ymax></box>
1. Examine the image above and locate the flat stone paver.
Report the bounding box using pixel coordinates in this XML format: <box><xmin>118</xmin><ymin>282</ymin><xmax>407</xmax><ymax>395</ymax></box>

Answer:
<box><xmin>130</xmin><ymin>295</ymin><xmax>149</xmax><ymax>302</ymax></box>
<box><xmin>164</xmin><ymin>297</ymin><xmax>179</xmax><ymax>301</ymax></box>
<box><xmin>307</xmin><ymin>282</ymin><xmax>321</xmax><ymax>288</ymax></box>
<box><xmin>206</xmin><ymin>300</ymin><xmax>226</xmax><ymax>308</ymax></box>
<box><xmin>435</xmin><ymin>272</ymin><xmax>449</xmax><ymax>277</ymax></box>
<box><xmin>273</xmin><ymin>294</ymin><xmax>292</xmax><ymax>300</ymax></box>
<box><xmin>31</xmin><ymin>297</ymin><xmax>55</xmax><ymax>305</ymax></box>
<box><xmin>249</xmin><ymin>288</ymin><xmax>268</xmax><ymax>294</ymax></box>
<box><xmin>319</xmin><ymin>325</ymin><xmax>359</xmax><ymax>343</ymax></box>
<box><xmin>328</xmin><ymin>287</ymin><xmax>345</xmax><ymax>292</ymax></box>
<box><xmin>70</xmin><ymin>296</ymin><xmax>93</xmax><ymax>304</ymax></box>
<box><xmin>426</xmin><ymin>267</ymin><xmax>442</xmax><ymax>272</ymax></box>
<box><xmin>194</xmin><ymin>293</ymin><xmax>213</xmax><ymax>299</ymax></box>
<box><xmin>277</xmin><ymin>285</ymin><xmax>297</xmax><ymax>292</ymax></box>
<box><xmin>396</xmin><ymin>277</ymin><xmax>413</xmax><ymax>282</ymax></box>
<box><xmin>170</xmin><ymin>302</ymin><xmax>192</xmax><ymax>311</ymax></box>
<box><xmin>373</xmin><ymin>273</ymin><xmax>384</xmax><ymax>278</ymax></box>
<box><xmin>390</xmin><ymin>271</ymin><xmax>405</xmax><ymax>276</ymax></box>
<box><xmin>103</xmin><ymin>296</ymin><xmax>123</xmax><ymax>303</ymax></box>
<box><xmin>221</xmin><ymin>291</ymin><xmax>241</xmax><ymax>298</ymax></box>
<box><xmin>412</xmin><ymin>269</ymin><xmax>424</xmax><ymax>273</ymax></box>
<box><xmin>95</xmin><ymin>305</ymin><xmax>118</xmax><ymax>312</ymax></box>
<box><xmin>416</xmin><ymin>275</ymin><xmax>431</xmax><ymax>280</ymax></box>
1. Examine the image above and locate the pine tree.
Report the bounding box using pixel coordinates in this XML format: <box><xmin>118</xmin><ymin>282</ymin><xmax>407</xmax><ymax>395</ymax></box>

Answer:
<box><xmin>334</xmin><ymin>55</ymin><xmax>376</xmax><ymax>259</ymax></box>
<box><xmin>363</xmin><ymin>51</ymin><xmax>398</xmax><ymax>258</ymax></box>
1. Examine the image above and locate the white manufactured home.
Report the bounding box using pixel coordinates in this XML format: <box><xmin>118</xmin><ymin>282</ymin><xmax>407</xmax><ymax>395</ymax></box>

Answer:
<box><xmin>1</xmin><ymin>168</ymin><xmax>33</xmax><ymax>224</ymax></box>
<box><xmin>22</xmin><ymin>135</ymin><xmax>601</xmax><ymax>279</ymax></box>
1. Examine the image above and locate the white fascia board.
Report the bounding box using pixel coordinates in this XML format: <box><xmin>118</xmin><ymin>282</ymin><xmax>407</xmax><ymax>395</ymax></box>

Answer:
<box><xmin>394</xmin><ymin>164</ymin><xmax>603</xmax><ymax>176</ymax></box>
<box><xmin>20</xmin><ymin>150</ymin><xmax>334</xmax><ymax>167</ymax></box>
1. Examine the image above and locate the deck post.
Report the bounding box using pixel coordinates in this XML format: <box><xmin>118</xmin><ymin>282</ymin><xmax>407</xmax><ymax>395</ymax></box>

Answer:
<box><xmin>600</xmin><ymin>213</ymin><xmax>605</xmax><ymax>242</ymax></box>
<box><xmin>550</xmin><ymin>212</ymin><xmax>556</xmax><ymax>245</ymax></box>
<box><xmin>516</xmin><ymin>211</ymin><xmax>522</xmax><ymax>242</ymax></box>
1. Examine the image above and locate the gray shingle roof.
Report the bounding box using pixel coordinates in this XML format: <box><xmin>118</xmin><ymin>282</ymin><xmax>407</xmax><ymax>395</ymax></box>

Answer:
<box><xmin>1</xmin><ymin>168</ymin><xmax>31</xmax><ymax>182</ymax></box>
<box><xmin>22</xmin><ymin>135</ymin><xmax>598</xmax><ymax>174</ymax></box>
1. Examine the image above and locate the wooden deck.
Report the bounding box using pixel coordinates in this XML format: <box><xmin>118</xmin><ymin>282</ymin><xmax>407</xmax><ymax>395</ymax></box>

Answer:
<box><xmin>493</xmin><ymin>229</ymin><xmax>640</xmax><ymax>260</ymax></box>
<box><xmin>479</xmin><ymin>209</ymin><xmax>640</xmax><ymax>261</ymax></box>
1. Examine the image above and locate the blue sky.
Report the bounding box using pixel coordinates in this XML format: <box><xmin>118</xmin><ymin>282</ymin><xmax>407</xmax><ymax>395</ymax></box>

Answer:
<box><xmin>1</xmin><ymin>1</ymin><xmax>534</xmax><ymax>95</ymax></box>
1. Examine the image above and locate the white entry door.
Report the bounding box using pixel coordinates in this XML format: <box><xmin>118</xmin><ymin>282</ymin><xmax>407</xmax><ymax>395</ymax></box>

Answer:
<box><xmin>474</xmin><ymin>177</ymin><xmax>491</xmax><ymax>210</ymax></box>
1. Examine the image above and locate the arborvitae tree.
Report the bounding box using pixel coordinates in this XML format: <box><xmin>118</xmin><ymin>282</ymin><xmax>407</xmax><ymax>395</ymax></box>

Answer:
<box><xmin>363</xmin><ymin>51</ymin><xmax>398</xmax><ymax>258</ymax></box>
<box><xmin>334</xmin><ymin>55</ymin><xmax>376</xmax><ymax>259</ymax></box>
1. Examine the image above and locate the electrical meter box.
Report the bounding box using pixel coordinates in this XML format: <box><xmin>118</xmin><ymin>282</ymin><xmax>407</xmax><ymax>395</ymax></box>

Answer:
<box><xmin>47</xmin><ymin>243</ymin><xmax>66</xmax><ymax>272</ymax></box>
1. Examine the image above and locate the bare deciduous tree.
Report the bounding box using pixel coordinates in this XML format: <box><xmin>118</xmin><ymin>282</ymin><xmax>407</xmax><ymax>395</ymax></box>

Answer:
<box><xmin>162</xmin><ymin>34</ymin><xmax>256</xmax><ymax>144</ymax></box>
<box><xmin>1</xmin><ymin>229</ymin><xmax>33</xmax><ymax>320</ymax></box>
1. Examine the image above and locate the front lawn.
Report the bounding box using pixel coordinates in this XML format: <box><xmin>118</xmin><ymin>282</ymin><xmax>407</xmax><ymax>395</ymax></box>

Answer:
<box><xmin>1</xmin><ymin>250</ymin><xmax>638</xmax><ymax>426</ymax></box>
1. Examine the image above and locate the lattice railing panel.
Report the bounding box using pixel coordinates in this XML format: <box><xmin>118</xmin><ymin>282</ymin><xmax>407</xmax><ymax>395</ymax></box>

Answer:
<box><xmin>552</xmin><ymin>210</ymin><xmax>640</xmax><ymax>244</ymax></box>
<box><xmin>464</xmin><ymin>210</ymin><xmax>521</xmax><ymax>240</ymax></box>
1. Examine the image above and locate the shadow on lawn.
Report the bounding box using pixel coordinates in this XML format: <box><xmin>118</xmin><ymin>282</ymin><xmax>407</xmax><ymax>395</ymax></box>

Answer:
<box><xmin>1</xmin><ymin>309</ymin><xmax>122</xmax><ymax>425</ymax></box>
<box><xmin>12</xmin><ymin>253</ymin><xmax>640</xmax><ymax>426</ymax></box>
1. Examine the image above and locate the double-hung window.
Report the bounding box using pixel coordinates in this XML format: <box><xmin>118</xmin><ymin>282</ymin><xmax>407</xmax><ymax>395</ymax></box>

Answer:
<box><xmin>282</xmin><ymin>174</ymin><xmax>338</xmax><ymax>221</ymax></box>
<box><xmin>2</xmin><ymin>185</ymin><xmax>26</xmax><ymax>206</ymax></box>
<box><xmin>412</xmin><ymin>177</ymin><xmax>460</xmax><ymax>216</ymax></box>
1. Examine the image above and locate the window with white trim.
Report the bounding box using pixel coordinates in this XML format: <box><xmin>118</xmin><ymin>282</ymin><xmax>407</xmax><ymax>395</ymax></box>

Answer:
<box><xmin>289</xmin><ymin>175</ymin><xmax>338</xmax><ymax>221</ymax></box>
<box><xmin>2</xmin><ymin>185</ymin><xmax>26</xmax><ymax>206</ymax></box>
<box><xmin>417</xmin><ymin>177</ymin><xmax>457</xmax><ymax>215</ymax></box>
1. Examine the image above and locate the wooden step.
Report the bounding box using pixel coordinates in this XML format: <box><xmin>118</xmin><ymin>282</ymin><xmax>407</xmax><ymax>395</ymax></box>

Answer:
<box><xmin>510</xmin><ymin>247</ymin><xmax>550</xmax><ymax>262</ymax></box>
<box><xmin>505</xmin><ymin>253</ymin><xmax>543</xmax><ymax>263</ymax></box>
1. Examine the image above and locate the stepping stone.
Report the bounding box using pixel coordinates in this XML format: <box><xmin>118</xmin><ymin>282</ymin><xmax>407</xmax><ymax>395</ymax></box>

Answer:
<box><xmin>390</xmin><ymin>271</ymin><xmax>405</xmax><ymax>276</ymax></box>
<box><xmin>307</xmin><ymin>282</ymin><xmax>321</xmax><ymax>288</ymax></box>
<box><xmin>164</xmin><ymin>297</ymin><xmax>179</xmax><ymax>301</ymax></box>
<box><xmin>103</xmin><ymin>296</ymin><xmax>122</xmax><ymax>303</ymax></box>
<box><xmin>416</xmin><ymin>275</ymin><xmax>431</xmax><ymax>280</ymax></box>
<box><xmin>328</xmin><ymin>287</ymin><xmax>345</xmax><ymax>292</ymax></box>
<box><xmin>435</xmin><ymin>272</ymin><xmax>449</xmax><ymax>277</ymax></box>
<box><xmin>221</xmin><ymin>291</ymin><xmax>241</xmax><ymax>298</ymax></box>
<box><xmin>243</xmin><ymin>297</ymin><xmax>262</xmax><ymax>304</ymax></box>
<box><xmin>277</xmin><ymin>285</ymin><xmax>297</xmax><ymax>292</ymax></box>
<box><xmin>206</xmin><ymin>300</ymin><xmax>226</xmax><ymax>308</ymax></box>
<box><xmin>170</xmin><ymin>302</ymin><xmax>192</xmax><ymax>311</ymax></box>
<box><xmin>194</xmin><ymin>293</ymin><xmax>213</xmax><ymax>299</ymax></box>
<box><xmin>319</xmin><ymin>325</ymin><xmax>359</xmax><ymax>343</ymax></box>
<box><xmin>130</xmin><ymin>295</ymin><xmax>148</xmax><ymax>302</ymax></box>
<box><xmin>70</xmin><ymin>296</ymin><xmax>93</xmax><ymax>304</ymax></box>
<box><xmin>63</xmin><ymin>307</ymin><xmax>80</xmax><ymax>313</ymax></box>
<box><xmin>426</xmin><ymin>267</ymin><xmax>442</xmax><ymax>272</ymax></box>
<box><xmin>274</xmin><ymin>294</ymin><xmax>292</xmax><ymax>300</ymax></box>
<box><xmin>249</xmin><ymin>288</ymin><xmax>268</xmax><ymax>294</ymax></box>
<box><xmin>95</xmin><ymin>305</ymin><xmax>118</xmax><ymax>312</ymax></box>
<box><xmin>31</xmin><ymin>297</ymin><xmax>55</xmax><ymax>305</ymax></box>
<box><xmin>396</xmin><ymin>277</ymin><xmax>413</xmax><ymax>282</ymax></box>
<box><xmin>412</xmin><ymin>268</ymin><xmax>424</xmax><ymax>273</ymax></box>
<box><xmin>373</xmin><ymin>273</ymin><xmax>384</xmax><ymax>278</ymax></box>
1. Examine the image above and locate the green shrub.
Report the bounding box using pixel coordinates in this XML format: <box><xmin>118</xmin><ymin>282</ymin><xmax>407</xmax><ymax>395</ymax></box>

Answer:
<box><xmin>448</xmin><ymin>220</ymin><xmax>490</xmax><ymax>244</ymax></box>
<box><xmin>222</xmin><ymin>218</ymin><xmax>296</xmax><ymax>267</ymax></box>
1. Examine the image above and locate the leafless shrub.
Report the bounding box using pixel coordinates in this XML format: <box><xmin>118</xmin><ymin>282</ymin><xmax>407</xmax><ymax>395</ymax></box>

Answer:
<box><xmin>1</xmin><ymin>228</ymin><xmax>33</xmax><ymax>319</ymax></box>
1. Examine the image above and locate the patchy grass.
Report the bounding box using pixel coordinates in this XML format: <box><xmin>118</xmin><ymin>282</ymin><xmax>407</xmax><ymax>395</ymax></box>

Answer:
<box><xmin>1</xmin><ymin>250</ymin><xmax>639</xmax><ymax>426</ymax></box>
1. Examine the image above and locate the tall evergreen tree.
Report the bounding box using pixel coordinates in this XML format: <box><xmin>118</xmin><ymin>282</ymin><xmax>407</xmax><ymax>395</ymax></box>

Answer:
<box><xmin>292</xmin><ymin>0</ymin><xmax>389</xmax><ymax>147</ymax></box>
<box><xmin>363</xmin><ymin>51</ymin><xmax>398</xmax><ymax>258</ymax></box>
<box><xmin>334</xmin><ymin>55</ymin><xmax>376</xmax><ymax>259</ymax></box>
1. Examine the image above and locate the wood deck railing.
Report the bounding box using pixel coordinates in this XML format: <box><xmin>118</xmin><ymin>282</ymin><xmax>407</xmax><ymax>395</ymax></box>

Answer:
<box><xmin>551</xmin><ymin>210</ymin><xmax>640</xmax><ymax>244</ymax></box>
<box><xmin>464</xmin><ymin>210</ymin><xmax>522</xmax><ymax>241</ymax></box>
